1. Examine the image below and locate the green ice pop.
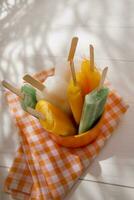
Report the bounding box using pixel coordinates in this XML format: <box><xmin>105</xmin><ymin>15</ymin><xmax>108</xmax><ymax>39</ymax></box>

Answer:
<box><xmin>21</xmin><ymin>84</ymin><xmax>37</xmax><ymax>111</ymax></box>
<box><xmin>1</xmin><ymin>81</ymin><xmax>37</xmax><ymax>111</ymax></box>
<box><xmin>78</xmin><ymin>87</ymin><xmax>109</xmax><ymax>134</ymax></box>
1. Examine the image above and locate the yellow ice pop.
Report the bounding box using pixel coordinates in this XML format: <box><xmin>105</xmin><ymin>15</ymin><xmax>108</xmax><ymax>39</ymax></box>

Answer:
<box><xmin>67</xmin><ymin>80</ymin><xmax>84</xmax><ymax>124</ymax></box>
<box><xmin>67</xmin><ymin>37</ymin><xmax>84</xmax><ymax>124</ymax></box>
<box><xmin>77</xmin><ymin>45</ymin><xmax>101</xmax><ymax>95</ymax></box>
<box><xmin>35</xmin><ymin>100</ymin><xmax>76</xmax><ymax>136</ymax></box>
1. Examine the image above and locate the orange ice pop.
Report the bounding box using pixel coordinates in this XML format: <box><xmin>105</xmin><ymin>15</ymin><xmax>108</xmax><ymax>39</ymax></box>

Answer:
<box><xmin>77</xmin><ymin>45</ymin><xmax>101</xmax><ymax>95</ymax></box>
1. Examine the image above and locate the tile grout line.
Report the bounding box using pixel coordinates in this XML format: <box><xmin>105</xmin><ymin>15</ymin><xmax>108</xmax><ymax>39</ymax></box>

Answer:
<box><xmin>0</xmin><ymin>54</ymin><xmax>133</xmax><ymax>63</ymax></box>
<box><xmin>79</xmin><ymin>178</ymin><xmax>134</xmax><ymax>189</ymax></box>
<box><xmin>1</xmin><ymin>165</ymin><xmax>134</xmax><ymax>190</ymax></box>
<box><xmin>19</xmin><ymin>55</ymin><xmax>134</xmax><ymax>63</ymax></box>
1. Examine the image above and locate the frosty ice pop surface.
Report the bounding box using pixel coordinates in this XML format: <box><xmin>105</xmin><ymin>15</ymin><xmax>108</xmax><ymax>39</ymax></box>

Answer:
<box><xmin>67</xmin><ymin>37</ymin><xmax>84</xmax><ymax>124</ymax></box>
<box><xmin>54</xmin><ymin>60</ymin><xmax>71</xmax><ymax>82</ymax></box>
<box><xmin>23</xmin><ymin>74</ymin><xmax>71</xmax><ymax>114</ymax></box>
<box><xmin>79</xmin><ymin>67</ymin><xmax>109</xmax><ymax>134</ymax></box>
<box><xmin>37</xmin><ymin>76</ymin><xmax>70</xmax><ymax>113</ymax></box>
<box><xmin>35</xmin><ymin>100</ymin><xmax>76</xmax><ymax>136</ymax></box>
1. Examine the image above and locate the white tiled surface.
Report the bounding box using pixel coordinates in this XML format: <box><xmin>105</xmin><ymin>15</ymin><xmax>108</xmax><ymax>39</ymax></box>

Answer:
<box><xmin>0</xmin><ymin>0</ymin><xmax>134</xmax><ymax>199</ymax></box>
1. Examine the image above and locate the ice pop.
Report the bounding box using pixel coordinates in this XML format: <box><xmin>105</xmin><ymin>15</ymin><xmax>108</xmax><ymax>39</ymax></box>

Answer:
<box><xmin>23</xmin><ymin>74</ymin><xmax>71</xmax><ymax>114</ymax></box>
<box><xmin>1</xmin><ymin>81</ymin><xmax>37</xmax><ymax>111</ymax></box>
<box><xmin>79</xmin><ymin>67</ymin><xmax>109</xmax><ymax>134</ymax></box>
<box><xmin>35</xmin><ymin>100</ymin><xmax>76</xmax><ymax>136</ymax></box>
<box><xmin>77</xmin><ymin>45</ymin><xmax>101</xmax><ymax>95</ymax></box>
<box><xmin>67</xmin><ymin>37</ymin><xmax>84</xmax><ymax>124</ymax></box>
<box><xmin>67</xmin><ymin>63</ymin><xmax>84</xmax><ymax>124</ymax></box>
<box><xmin>54</xmin><ymin>60</ymin><xmax>71</xmax><ymax>82</ymax></box>
<box><xmin>21</xmin><ymin>84</ymin><xmax>37</xmax><ymax>111</ymax></box>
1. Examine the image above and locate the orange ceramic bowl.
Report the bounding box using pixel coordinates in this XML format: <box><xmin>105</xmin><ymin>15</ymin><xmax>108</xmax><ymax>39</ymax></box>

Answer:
<box><xmin>49</xmin><ymin>109</ymin><xmax>106</xmax><ymax>148</ymax></box>
<box><xmin>37</xmin><ymin>69</ymin><xmax>106</xmax><ymax>148</ymax></box>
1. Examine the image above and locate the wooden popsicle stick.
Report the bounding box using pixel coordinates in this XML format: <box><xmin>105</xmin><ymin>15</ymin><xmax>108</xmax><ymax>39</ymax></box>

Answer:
<box><xmin>90</xmin><ymin>44</ymin><xmax>94</xmax><ymax>71</ymax></box>
<box><xmin>27</xmin><ymin>107</ymin><xmax>46</xmax><ymax>120</ymax></box>
<box><xmin>67</xmin><ymin>37</ymin><xmax>78</xmax><ymax>62</ymax></box>
<box><xmin>1</xmin><ymin>80</ymin><xmax>24</xmax><ymax>98</ymax></box>
<box><xmin>97</xmin><ymin>67</ymin><xmax>108</xmax><ymax>91</ymax></box>
<box><xmin>70</xmin><ymin>61</ymin><xmax>77</xmax><ymax>86</ymax></box>
<box><xmin>47</xmin><ymin>68</ymin><xmax>55</xmax><ymax>76</ymax></box>
<box><xmin>23</xmin><ymin>74</ymin><xmax>45</xmax><ymax>91</ymax></box>
<box><xmin>43</xmin><ymin>68</ymin><xmax>55</xmax><ymax>78</ymax></box>
<box><xmin>67</xmin><ymin>37</ymin><xmax>78</xmax><ymax>86</ymax></box>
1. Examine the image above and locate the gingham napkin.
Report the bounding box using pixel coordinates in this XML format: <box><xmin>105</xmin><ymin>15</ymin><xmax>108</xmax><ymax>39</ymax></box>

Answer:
<box><xmin>4</xmin><ymin>70</ymin><xmax>128</xmax><ymax>200</ymax></box>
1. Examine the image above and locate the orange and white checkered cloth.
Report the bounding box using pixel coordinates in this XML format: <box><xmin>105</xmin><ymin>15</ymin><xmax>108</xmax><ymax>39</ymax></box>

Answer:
<box><xmin>4</xmin><ymin>71</ymin><xmax>128</xmax><ymax>200</ymax></box>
